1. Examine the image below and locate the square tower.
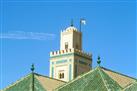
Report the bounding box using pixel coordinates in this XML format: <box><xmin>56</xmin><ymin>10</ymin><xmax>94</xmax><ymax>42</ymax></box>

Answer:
<box><xmin>50</xmin><ymin>26</ymin><xmax>92</xmax><ymax>82</ymax></box>
<box><xmin>60</xmin><ymin>27</ymin><xmax>82</xmax><ymax>50</ymax></box>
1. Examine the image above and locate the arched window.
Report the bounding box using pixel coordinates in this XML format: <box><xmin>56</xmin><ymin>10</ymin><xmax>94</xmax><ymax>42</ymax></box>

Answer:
<box><xmin>62</xmin><ymin>73</ymin><xmax>64</xmax><ymax>78</ymax></box>
<box><xmin>58</xmin><ymin>72</ymin><xmax>64</xmax><ymax>79</ymax></box>
<box><xmin>59</xmin><ymin>73</ymin><xmax>62</xmax><ymax>79</ymax></box>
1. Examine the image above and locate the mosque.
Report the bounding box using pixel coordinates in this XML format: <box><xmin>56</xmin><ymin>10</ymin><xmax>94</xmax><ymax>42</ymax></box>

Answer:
<box><xmin>1</xmin><ymin>22</ymin><xmax>137</xmax><ymax>91</ymax></box>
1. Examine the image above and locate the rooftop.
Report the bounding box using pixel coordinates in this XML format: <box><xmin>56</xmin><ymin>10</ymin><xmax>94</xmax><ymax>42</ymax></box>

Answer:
<box><xmin>2</xmin><ymin>73</ymin><xmax>66</xmax><ymax>91</ymax></box>
<box><xmin>55</xmin><ymin>66</ymin><xmax>137</xmax><ymax>91</ymax></box>
<box><xmin>1</xmin><ymin>66</ymin><xmax>137</xmax><ymax>91</ymax></box>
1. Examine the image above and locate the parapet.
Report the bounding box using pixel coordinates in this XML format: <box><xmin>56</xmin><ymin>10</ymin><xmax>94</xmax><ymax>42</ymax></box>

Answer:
<box><xmin>50</xmin><ymin>48</ymin><xmax>92</xmax><ymax>59</ymax></box>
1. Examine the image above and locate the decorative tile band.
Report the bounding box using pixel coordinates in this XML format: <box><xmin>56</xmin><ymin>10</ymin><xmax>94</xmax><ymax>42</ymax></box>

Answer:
<box><xmin>79</xmin><ymin>60</ymin><xmax>88</xmax><ymax>65</ymax></box>
<box><xmin>69</xmin><ymin>64</ymin><xmax>72</xmax><ymax>80</ymax></box>
<box><xmin>75</xmin><ymin>64</ymin><xmax>77</xmax><ymax>77</ymax></box>
<box><xmin>51</xmin><ymin>67</ymin><xmax>54</xmax><ymax>77</ymax></box>
<box><xmin>56</xmin><ymin>60</ymin><xmax>67</xmax><ymax>64</ymax></box>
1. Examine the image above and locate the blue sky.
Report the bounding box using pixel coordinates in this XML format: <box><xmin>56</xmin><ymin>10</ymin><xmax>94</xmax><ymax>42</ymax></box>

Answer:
<box><xmin>0</xmin><ymin>0</ymin><xmax>136</xmax><ymax>89</ymax></box>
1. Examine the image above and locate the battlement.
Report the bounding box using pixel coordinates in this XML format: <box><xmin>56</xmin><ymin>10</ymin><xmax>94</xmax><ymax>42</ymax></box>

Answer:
<box><xmin>50</xmin><ymin>48</ymin><xmax>92</xmax><ymax>59</ymax></box>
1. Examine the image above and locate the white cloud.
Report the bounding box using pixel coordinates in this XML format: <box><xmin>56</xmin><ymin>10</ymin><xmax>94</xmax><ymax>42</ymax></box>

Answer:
<box><xmin>0</xmin><ymin>31</ymin><xmax>56</xmax><ymax>40</ymax></box>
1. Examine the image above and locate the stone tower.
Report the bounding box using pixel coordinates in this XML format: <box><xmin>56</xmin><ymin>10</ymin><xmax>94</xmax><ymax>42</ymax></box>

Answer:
<box><xmin>50</xmin><ymin>25</ymin><xmax>92</xmax><ymax>82</ymax></box>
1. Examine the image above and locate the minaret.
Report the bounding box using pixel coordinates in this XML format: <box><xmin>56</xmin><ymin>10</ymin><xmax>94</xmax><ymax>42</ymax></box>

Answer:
<box><xmin>49</xmin><ymin>23</ymin><xmax>92</xmax><ymax>82</ymax></box>
<box><xmin>60</xmin><ymin>25</ymin><xmax>82</xmax><ymax>51</ymax></box>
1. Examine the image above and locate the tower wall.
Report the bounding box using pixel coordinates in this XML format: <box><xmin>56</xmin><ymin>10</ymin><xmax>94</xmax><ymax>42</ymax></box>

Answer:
<box><xmin>60</xmin><ymin>29</ymin><xmax>82</xmax><ymax>50</ymax></box>
<box><xmin>50</xmin><ymin>48</ymin><xmax>92</xmax><ymax>82</ymax></box>
<box><xmin>50</xmin><ymin>26</ymin><xmax>92</xmax><ymax>82</ymax></box>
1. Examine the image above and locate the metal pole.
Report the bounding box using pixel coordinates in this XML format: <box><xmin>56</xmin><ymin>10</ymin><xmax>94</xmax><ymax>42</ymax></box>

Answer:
<box><xmin>80</xmin><ymin>19</ymin><xmax>81</xmax><ymax>32</ymax></box>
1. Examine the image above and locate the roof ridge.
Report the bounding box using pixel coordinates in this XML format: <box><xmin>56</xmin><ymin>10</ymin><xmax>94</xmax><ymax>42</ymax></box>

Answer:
<box><xmin>34</xmin><ymin>75</ymin><xmax>47</xmax><ymax>91</ymax></box>
<box><xmin>98</xmin><ymin>67</ymin><xmax>110</xmax><ymax>91</ymax></box>
<box><xmin>122</xmin><ymin>81</ymin><xmax>137</xmax><ymax>90</ymax></box>
<box><xmin>2</xmin><ymin>73</ymin><xmax>31</xmax><ymax>91</ymax></box>
<box><xmin>98</xmin><ymin>67</ymin><xmax>123</xmax><ymax>90</ymax></box>
<box><xmin>101</xmin><ymin>67</ymin><xmax>137</xmax><ymax>80</ymax></box>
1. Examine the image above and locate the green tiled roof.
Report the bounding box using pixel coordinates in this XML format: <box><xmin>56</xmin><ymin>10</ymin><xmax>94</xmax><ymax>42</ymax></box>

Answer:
<box><xmin>101</xmin><ymin>67</ymin><xmax>137</xmax><ymax>88</ymax></box>
<box><xmin>1</xmin><ymin>66</ymin><xmax>136</xmax><ymax>91</ymax></box>
<box><xmin>2</xmin><ymin>73</ymin><xmax>46</xmax><ymax>91</ymax></box>
<box><xmin>1</xmin><ymin>73</ymin><xmax>65</xmax><ymax>91</ymax></box>
<box><xmin>55</xmin><ymin>66</ymin><xmax>122</xmax><ymax>91</ymax></box>
<box><xmin>123</xmin><ymin>81</ymin><xmax>137</xmax><ymax>91</ymax></box>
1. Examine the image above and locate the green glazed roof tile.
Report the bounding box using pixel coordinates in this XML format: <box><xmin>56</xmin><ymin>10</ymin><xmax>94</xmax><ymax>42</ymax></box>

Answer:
<box><xmin>2</xmin><ymin>73</ymin><xmax>46</xmax><ymax>91</ymax></box>
<box><xmin>55</xmin><ymin>66</ymin><xmax>122</xmax><ymax>91</ymax></box>
<box><xmin>2</xmin><ymin>67</ymin><xmax>136</xmax><ymax>91</ymax></box>
<box><xmin>123</xmin><ymin>81</ymin><xmax>137</xmax><ymax>91</ymax></box>
<box><xmin>101</xmin><ymin>67</ymin><xmax>137</xmax><ymax>88</ymax></box>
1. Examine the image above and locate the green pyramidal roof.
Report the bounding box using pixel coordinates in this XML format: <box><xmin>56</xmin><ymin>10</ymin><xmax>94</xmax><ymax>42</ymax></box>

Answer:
<box><xmin>55</xmin><ymin>66</ymin><xmax>122</xmax><ymax>91</ymax></box>
<box><xmin>2</xmin><ymin>67</ymin><xmax>136</xmax><ymax>91</ymax></box>
<box><xmin>2</xmin><ymin>73</ymin><xmax>46</xmax><ymax>91</ymax></box>
<box><xmin>123</xmin><ymin>81</ymin><xmax>137</xmax><ymax>91</ymax></box>
<box><xmin>2</xmin><ymin>73</ymin><xmax>65</xmax><ymax>91</ymax></box>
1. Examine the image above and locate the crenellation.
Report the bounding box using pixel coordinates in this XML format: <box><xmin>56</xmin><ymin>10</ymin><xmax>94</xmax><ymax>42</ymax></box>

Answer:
<box><xmin>50</xmin><ymin>48</ymin><xmax>91</xmax><ymax>59</ymax></box>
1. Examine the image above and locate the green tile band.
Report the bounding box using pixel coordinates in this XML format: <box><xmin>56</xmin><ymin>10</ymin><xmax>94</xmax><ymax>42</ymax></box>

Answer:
<box><xmin>75</xmin><ymin>64</ymin><xmax>77</xmax><ymax>77</ymax></box>
<box><xmin>69</xmin><ymin>64</ymin><xmax>71</xmax><ymax>80</ymax></box>
<box><xmin>56</xmin><ymin>60</ymin><xmax>67</xmax><ymax>64</ymax></box>
<box><xmin>79</xmin><ymin>60</ymin><xmax>88</xmax><ymax>65</ymax></box>
<box><xmin>52</xmin><ymin>67</ymin><xmax>54</xmax><ymax>77</ymax></box>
